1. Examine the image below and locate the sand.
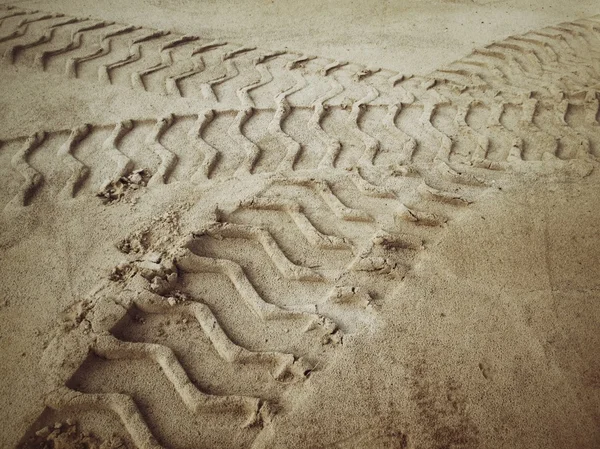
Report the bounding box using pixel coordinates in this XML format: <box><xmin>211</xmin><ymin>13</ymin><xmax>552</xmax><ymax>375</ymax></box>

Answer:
<box><xmin>0</xmin><ymin>1</ymin><xmax>599</xmax><ymax>448</ymax></box>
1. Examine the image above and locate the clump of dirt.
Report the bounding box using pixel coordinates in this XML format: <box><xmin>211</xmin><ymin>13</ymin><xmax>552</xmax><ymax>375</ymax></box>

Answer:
<box><xmin>116</xmin><ymin>209</ymin><xmax>183</xmax><ymax>256</ymax></box>
<box><xmin>107</xmin><ymin>208</ymin><xmax>195</xmax><ymax>305</ymax></box>
<box><xmin>58</xmin><ymin>300</ymin><xmax>93</xmax><ymax>332</ymax></box>
<box><xmin>108</xmin><ymin>252</ymin><xmax>179</xmax><ymax>294</ymax></box>
<box><xmin>110</xmin><ymin>208</ymin><xmax>186</xmax><ymax>293</ymax></box>
<box><xmin>21</xmin><ymin>419</ymin><xmax>129</xmax><ymax>449</ymax></box>
<box><xmin>96</xmin><ymin>169</ymin><xmax>150</xmax><ymax>204</ymax></box>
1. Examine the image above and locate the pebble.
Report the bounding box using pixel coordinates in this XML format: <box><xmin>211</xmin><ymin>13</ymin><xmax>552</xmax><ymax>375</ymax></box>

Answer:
<box><xmin>35</xmin><ymin>426</ymin><xmax>50</xmax><ymax>437</ymax></box>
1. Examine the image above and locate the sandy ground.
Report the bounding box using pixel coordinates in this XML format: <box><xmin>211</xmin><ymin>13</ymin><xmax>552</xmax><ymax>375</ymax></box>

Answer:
<box><xmin>1</xmin><ymin>0</ymin><xmax>599</xmax><ymax>73</ymax></box>
<box><xmin>0</xmin><ymin>1</ymin><xmax>599</xmax><ymax>448</ymax></box>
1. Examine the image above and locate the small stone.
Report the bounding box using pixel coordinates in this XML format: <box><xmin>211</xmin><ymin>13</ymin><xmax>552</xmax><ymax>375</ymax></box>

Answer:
<box><xmin>163</xmin><ymin>259</ymin><xmax>177</xmax><ymax>273</ymax></box>
<box><xmin>35</xmin><ymin>426</ymin><xmax>51</xmax><ymax>437</ymax></box>
<box><xmin>147</xmin><ymin>252</ymin><xmax>162</xmax><ymax>263</ymax></box>
<box><xmin>138</xmin><ymin>260</ymin><xmax>163</xmax><ymax>274</ymax></box>
<box><xmin>130</xmin><ymin>172</ymin><xmax>143</xmax><ymax>184</ymax></box>
<box><xmin>150</xmin><ymin>277</ymin><xmax>168</xmax><ymax>293</ymax></box>
<box><xmin>167</xmin><ymin>297</ymin><xmax>177</xmax><ymax>306</ymax></box>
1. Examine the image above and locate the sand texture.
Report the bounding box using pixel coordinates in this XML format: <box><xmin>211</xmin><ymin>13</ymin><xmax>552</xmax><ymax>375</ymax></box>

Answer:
<box><xmin>0</xmin><ymin>1</ymin><xmax>599</xmax><ymax>448</ymax></box>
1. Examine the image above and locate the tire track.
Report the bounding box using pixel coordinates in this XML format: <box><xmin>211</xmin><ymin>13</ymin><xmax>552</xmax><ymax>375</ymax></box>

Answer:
<box><xmin>5</xmin><ymin>5</ymin><xmax>600</xmax><ymax>446</ymax></box>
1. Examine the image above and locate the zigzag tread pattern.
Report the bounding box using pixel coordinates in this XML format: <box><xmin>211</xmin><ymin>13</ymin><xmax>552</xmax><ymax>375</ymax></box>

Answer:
<box><xmin>0</xmin><ymin>7</ymin><xmax>598</xmax><ymax>213</ymax></box>
<box><xmin>0</xmin><ymin>5</ymin><xmax>598</xmax><ymax>105</ymax></box>
<box><xmin>3</xmin><ymin>4</ymin><xmax>599</xmax><ymax>448</ymax></box>
<box><xmin>20</xmin><ymin>155</ymin><xmax>485</xmax><ymax>447</ymax></box>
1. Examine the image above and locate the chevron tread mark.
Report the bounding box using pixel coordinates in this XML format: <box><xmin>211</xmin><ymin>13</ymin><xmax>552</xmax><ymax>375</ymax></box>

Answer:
<box><xmin>3</xmin><ymin>3</ymin><xmax>600</xmax><ymax>447</ymax></box>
